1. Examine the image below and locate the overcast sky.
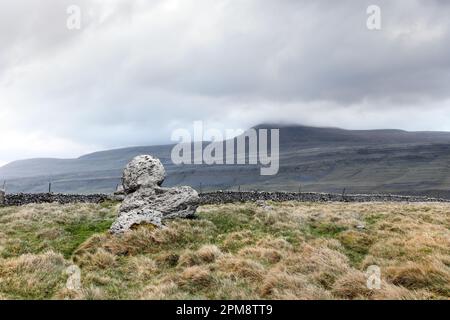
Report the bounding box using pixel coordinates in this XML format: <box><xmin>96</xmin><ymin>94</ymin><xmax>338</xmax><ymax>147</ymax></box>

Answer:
<box><xmin>1</xmin><ymin>0</ymin><xmax>450</xmax><ymax>165</ymax></box>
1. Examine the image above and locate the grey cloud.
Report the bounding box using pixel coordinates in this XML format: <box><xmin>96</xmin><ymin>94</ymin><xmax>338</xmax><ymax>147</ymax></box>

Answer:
<box><xmin>1</xmin><ymin>0</ymin><xmax>450</xmax><ymax>164</ymax></box>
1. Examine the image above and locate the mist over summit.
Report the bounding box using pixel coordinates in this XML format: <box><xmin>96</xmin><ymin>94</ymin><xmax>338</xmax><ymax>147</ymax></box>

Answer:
<box><xmin>2</xmin><ymin>124</ymin><xmax>450</xmax><ymax>197</ymax></box>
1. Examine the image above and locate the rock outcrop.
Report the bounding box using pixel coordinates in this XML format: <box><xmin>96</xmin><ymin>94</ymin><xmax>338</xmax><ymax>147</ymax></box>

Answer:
<box><xmin>110</xmin><ymin>155</ymin><xmax>199</xmax><ymax>234</ymax></box>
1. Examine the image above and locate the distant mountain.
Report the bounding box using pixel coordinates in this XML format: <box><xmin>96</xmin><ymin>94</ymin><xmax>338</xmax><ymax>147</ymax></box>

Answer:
<box><xmin>2</xmin><ymin>124</ymin><xmax>450</xmax><ymax>197</ymax></box>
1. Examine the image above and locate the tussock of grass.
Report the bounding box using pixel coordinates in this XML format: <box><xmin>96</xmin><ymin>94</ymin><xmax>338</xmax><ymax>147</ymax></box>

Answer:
<box><xmin>0</xmin><ymin>201</ymin><xmax>449</xmax><ymax>299</ymax></box>
<box><xmin>0</xmin><ymin>251</ymin><xmax>68</xmax><ymax>299</ymax></box>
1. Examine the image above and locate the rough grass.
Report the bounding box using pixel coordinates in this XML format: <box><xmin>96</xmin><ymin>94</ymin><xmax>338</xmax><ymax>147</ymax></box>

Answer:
<box><xmin>0</xmin><ymin>201</ymin><xmax>448</xmax><ymax>300</ymax></box>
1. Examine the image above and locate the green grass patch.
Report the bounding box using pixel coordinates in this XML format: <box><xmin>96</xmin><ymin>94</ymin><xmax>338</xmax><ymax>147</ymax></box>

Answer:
<box><xmin>364</xmin><ymin>213</ymin><xmax>384</xmax><ymax>226</ymax></box>
<box><xmin>337</xmin><ymin>230</ymin><xmax>374</xmax><ymax>266</ymax></box>
<box><xmin>61</xmin><ymin>219</ymin><xmax>113</xmax><ymax>258</ymax></box>
<box><xmin>306</xmin><ymin>222</ymin><xmax>347</xmax><ymax>238</ymax></box>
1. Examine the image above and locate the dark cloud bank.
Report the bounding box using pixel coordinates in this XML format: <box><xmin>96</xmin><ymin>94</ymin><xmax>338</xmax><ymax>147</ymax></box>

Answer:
<box><xmin>0</xmin><ymin>0</ymin><xmax>449</xmax><ymax>164</ymax></box>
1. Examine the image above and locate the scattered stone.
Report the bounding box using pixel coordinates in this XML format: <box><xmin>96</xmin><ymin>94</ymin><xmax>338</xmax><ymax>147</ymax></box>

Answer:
<box><xmin>65</xmin><ymin>265</ymin><xmax>82</xmax><ymax>292</ymax></box>
<box><xmin>255</xmin><ymin>199</ymin><xmax>273</xmax><ymax>211</ymax></box>
<box><xmin>110</xmin><ymin>155</ymin><xmax>199</xmax><ymax>234</ymax></box>
<box><xmin>255</xmin><ymin>200</ymin><xmax>265</xmax><ymax>207</ymax></box>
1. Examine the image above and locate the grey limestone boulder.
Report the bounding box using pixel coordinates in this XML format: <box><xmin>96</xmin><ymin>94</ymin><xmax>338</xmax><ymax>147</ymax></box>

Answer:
<box><xmin>110</xmin><ymin>155</ymin><xmax>199</xmax><ymax>234</ymax></box>
<box><xmin>122</xmin><ymin>155</ymin><xmax>166</xmax><ymax>193</ymax></box>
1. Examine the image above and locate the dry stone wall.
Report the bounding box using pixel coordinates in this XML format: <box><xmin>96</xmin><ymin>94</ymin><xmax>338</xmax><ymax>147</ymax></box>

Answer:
<box><xmin>1</xmin><ymin>191</ymin><xmax>448</xmax><ymax>207</ymax></box>
<box><xmin>198</xmin><ymin>191</ymin><xmax>450</xmax><ymax>204</ymax></box>
<box><xmin>3</xmin><ymin>193</ymin><xmax>109</xmax><ymax>206</ymax></box>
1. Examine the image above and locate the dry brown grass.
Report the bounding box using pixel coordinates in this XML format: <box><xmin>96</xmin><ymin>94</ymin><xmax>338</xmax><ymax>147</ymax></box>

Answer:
<box><xmin>0</xmin><ymin>251</ymin><xmax>68</xmax><ymax>299</ymax></box>
<box><xmin>0</xmin><ymin>201</ymin><xmax>449</xmax><ymax>299</ymax></box>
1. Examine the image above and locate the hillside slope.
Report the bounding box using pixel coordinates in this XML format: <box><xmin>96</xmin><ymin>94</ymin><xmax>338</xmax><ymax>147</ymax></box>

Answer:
<box><xmin>1</xmin><ymin>125</ymin><xmax>450</xmax><ymax>195</ymax></box>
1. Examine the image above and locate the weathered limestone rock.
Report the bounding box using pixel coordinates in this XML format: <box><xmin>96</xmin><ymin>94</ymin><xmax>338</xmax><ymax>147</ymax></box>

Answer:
<box><xmin>122</xmin><ymin>155</ymin><xmax>166</xmax><ymax>193</ymax></box>
<box><xmin>119</xmin><ymin>186</ymin><xmax>199</xmax><ymax>219</ymax></box>
<box><xmin>255</xmin><ymin>199</ymin><xmax>273</xmax><ymax>211</ymax></box>
<box><xmin>110</xmin><ymin>155</ymin><xmax>199</xmax><ymax>234</ymax></box>
<box><xmin>110</xmin><ymin>208</ymin><xmax>164</xmax><ymax>234</ymax></box>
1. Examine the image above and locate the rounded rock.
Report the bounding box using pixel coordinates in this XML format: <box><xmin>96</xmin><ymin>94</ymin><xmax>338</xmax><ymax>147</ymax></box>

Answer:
<box><xmin>122</xmin><ymin>155</ymin><xmax>166</xmax><ymax>192</ymax></box>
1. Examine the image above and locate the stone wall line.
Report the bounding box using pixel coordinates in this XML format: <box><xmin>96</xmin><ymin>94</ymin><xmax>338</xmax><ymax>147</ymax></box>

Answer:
<box><xmin>1</xmin><ymin>191</ymin><xmax>449</xmax><ymax>207</ymax></box>
<box><xmin>2</xmin><ymin>193</ymin><xmax>109</xmax><ymax>206</ymax></box>
<box><xmin>198</xmin><ymin>191</ymin><xmax>450</xmax><ymax>204</ymax></box>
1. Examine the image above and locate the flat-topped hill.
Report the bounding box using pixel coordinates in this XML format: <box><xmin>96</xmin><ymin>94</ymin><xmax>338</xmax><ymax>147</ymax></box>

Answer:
<box><xmin>2</xmin><ymin>124</ymin><xmax>450</xmax><ymax>195</ymax></box>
